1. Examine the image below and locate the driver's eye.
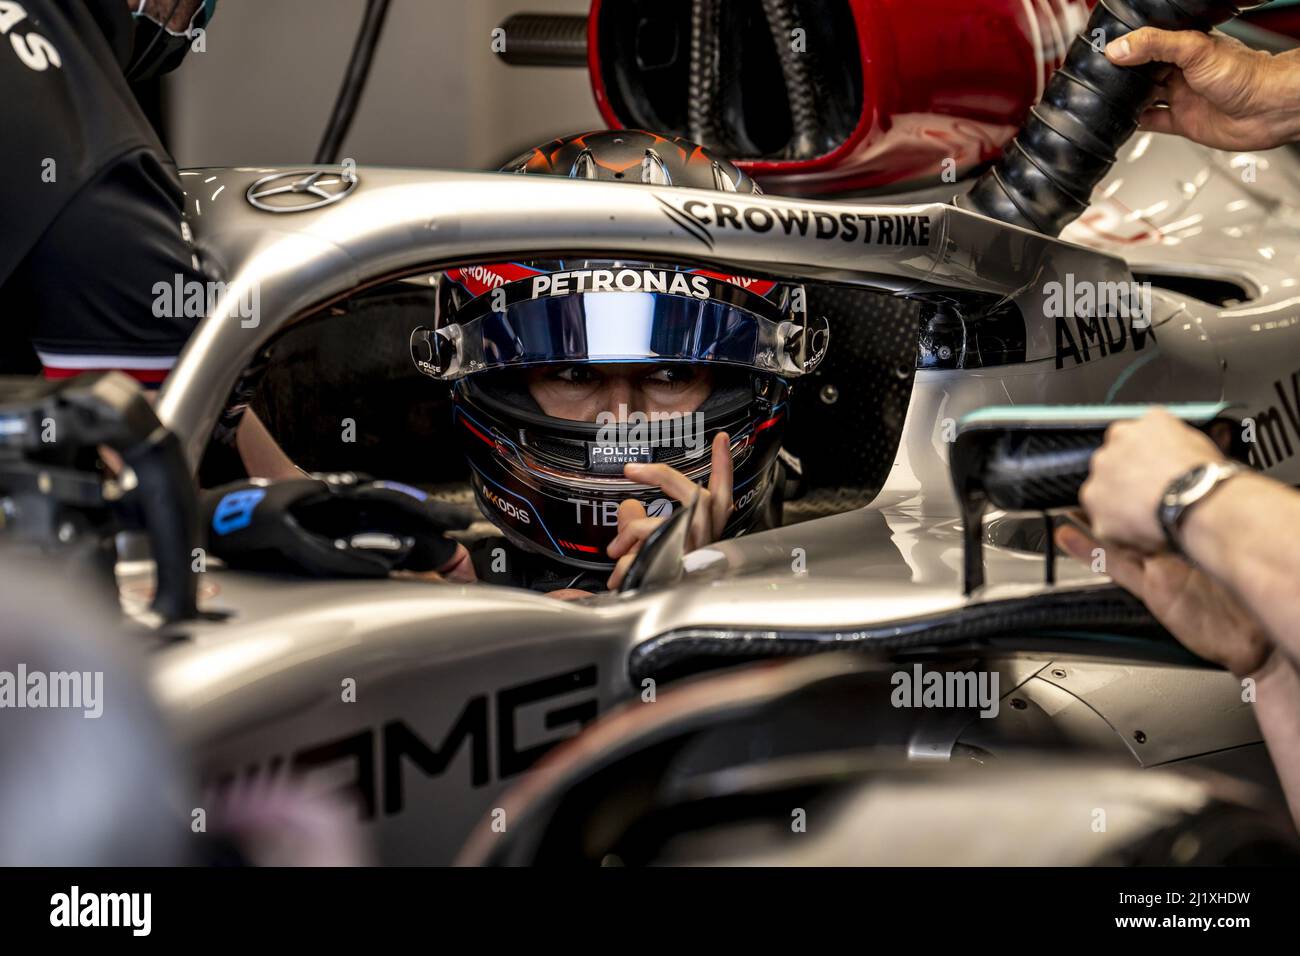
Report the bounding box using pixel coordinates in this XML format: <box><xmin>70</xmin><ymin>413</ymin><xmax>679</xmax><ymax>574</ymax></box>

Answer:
<box><xmin>645</xmin><ymin>366</ymin><xmax>696</xmax><ymax>387</ymax></box>
<box><xmin>553</xmin><ymin>366</ymin><xmax>599</xmax><ymax>386</ymax></box>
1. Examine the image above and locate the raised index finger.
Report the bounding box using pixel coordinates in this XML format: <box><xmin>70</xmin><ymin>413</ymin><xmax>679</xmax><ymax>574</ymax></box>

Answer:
<box><xmin>623</xmin><ymin>461</ymin><xmax>701</xmax><ymax>505</ymax></box>
<box><xmin>707</xmin><ymin>431</ymin><xmax>734</xmax><ymax>532</ymax></box>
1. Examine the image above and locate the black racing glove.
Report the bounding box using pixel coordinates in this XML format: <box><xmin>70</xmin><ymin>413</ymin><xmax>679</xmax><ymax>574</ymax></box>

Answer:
<box><xmin>200</xmin><ymin>478</ymin><xmax>474</xmax><ymax>578</ymax></box>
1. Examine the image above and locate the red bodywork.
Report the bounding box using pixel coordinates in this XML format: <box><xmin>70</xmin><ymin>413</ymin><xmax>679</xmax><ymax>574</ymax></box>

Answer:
<box><xmin>587</xmin><ymin>0</ymin><xmax>1096</xmax><ymax>195</ymax></box>
<box><xmin>1249</xmin><ymin>5</ymin><xmax>1300</xmax><ymax>37</ymax></box>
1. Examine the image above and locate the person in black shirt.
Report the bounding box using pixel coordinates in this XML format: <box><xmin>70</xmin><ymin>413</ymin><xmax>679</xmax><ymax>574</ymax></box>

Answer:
<box><xmin>0</xmin><ymin>0</ymin><xmax>296</xmax><ymax>477</ymax></box>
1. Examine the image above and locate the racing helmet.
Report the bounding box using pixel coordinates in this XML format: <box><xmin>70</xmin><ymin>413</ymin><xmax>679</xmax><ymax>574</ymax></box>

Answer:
<box><xmin>411</xmin><ymin>130</ymin><xmax>827</xmax><ymax>570</ymax></box>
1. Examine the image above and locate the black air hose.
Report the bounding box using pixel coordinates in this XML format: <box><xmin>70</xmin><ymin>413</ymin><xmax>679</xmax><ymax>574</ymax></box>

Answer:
<box><xmin>760</xmin><ymin>0</ymin><xmax>823</xmax><ymax>159</ymax></box>
<box><xmin>687</xmin><ymin>0</ymin><xmax>728</xmax><ymax>151</ymax></box>
<box><xmin>959</xmin><ymin>0</ymin><xmax>1271</xmax><ymax>236</ymax></box>
<box><xmin>315</xmin><ymin>0</ymin><xmax>391</xmax><ymax>165</ymax></box>
<box><xmin>495</xmin><ymin>14</ymin><xmax>588</xmax><ymax>67</ymax></box>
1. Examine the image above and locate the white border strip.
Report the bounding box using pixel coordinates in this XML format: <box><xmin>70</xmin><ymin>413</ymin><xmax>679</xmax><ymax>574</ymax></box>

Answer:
<box><xmin>36</xmin><ymin>352</ymin><xmax>178</xmax><ymax>370</ymax></box>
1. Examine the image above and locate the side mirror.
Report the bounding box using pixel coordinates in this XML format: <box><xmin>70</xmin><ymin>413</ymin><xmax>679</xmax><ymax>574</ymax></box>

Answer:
<box><xmin>949</xmin><ymin>403</ymin><xmax>1246</xmax><ymax>595</ymax></box>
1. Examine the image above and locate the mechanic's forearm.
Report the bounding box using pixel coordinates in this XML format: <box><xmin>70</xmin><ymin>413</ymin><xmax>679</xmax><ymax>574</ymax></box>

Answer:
<box><xmin>1182</xmin><ymin>472</ymin><xmax>1300</xmax><ymax>661</ymax></box>
<box><xmin>1265</xmin><ymin>50</ymin><xmax>1300</xmax><ymax>146</ymax></box>
<box><xmin>235</xmin><ymin>409</ymin><xmax>303</xmax><ymax>480</ymax></box>
<box><xmin>1248</xmin><ymin>651</ymin><xmax>1300</xmax><ymax>830</ymax></box>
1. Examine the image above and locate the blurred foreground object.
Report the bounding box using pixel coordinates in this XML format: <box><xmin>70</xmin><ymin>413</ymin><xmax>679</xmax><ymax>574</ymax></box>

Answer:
<box><xmin>0</xmin><ymin>372</ymin><xmax>198</xmax><ymax>623</ymax></box>
<box><xmin>462</xmin><ymin>656</ymin><xmax>1300</xmax><ymax>865</ymax></box>
<box><xmin>0</xmin><ymin>562</ymin><xmax>189</xmax><ymax>865</ymax></box>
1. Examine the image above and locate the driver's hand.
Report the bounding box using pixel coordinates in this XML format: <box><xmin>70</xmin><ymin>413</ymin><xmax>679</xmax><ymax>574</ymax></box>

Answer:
<box><xmin>1057</xmin><ymin>522</ymin><xmax>1273</xmax><ymax>678</ymax></box>
<box><xmin>393</xmin><ymin>542</ymin><xmax>478</xmax><ymax>584</ymax></box>
<box><xmin>605</xmin><ymin>432</ymin><xmax>733</xmax><ymax>590</ymax></box>
<box><xmin>435</xmin><ymin>542</ymin><xmax>478</xmax><ymax>583</ymax></box>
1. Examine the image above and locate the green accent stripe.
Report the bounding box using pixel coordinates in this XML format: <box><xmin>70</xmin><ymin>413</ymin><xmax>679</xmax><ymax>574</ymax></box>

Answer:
<box><xmin>960</xmin><ymin>402</ymin><xmax>1229</xmax><ymax>427</ymax></box>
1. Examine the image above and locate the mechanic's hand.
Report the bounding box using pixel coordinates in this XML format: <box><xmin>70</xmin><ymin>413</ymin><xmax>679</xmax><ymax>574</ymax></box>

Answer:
<box><xmin>605</xmin><ymin>431</ymin><xmax>733</xmax><ymax>590</ymax></box>
<box><xmin>1105</xmin><ymin>28</ymin><xmax>1300</xmax><ymax>150</ymax></box>
<box><xmin>1057</xmin><ymin>523</ymin><xmax>1273</xmax><ymax>677</ymax></box>
<box><xmin>1078</xmin><ymin>409</ymin><xmax>1225</xmax><ymax>553</ymax></box>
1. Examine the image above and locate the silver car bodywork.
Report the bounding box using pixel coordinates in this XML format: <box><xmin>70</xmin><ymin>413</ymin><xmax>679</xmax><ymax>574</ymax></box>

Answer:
<box><xmin>148</xmin><ymin>134</ymin><xmax>1300</xmax><ymax>862</ymax></box>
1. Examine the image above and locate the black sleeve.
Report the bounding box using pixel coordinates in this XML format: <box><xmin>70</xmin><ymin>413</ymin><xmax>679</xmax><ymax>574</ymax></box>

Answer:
<box><xmin>7</xmin><ymin>148</ymin><xmax>203</xmax><ymax>384</ymax></box>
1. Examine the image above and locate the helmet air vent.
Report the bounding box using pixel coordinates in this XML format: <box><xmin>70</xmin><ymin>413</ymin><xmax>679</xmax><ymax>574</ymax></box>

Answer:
<box><xmin>641</xmin><ymin>148</ymin><xmax>673</xmax><ymax>185</ymax></box>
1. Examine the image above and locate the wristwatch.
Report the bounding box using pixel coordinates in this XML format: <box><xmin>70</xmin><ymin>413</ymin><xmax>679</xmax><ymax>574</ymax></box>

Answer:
<box><xmin>1157</xmin><ymin>460</ymin><xmax>1247</xmax><ymax>554</ymax></box>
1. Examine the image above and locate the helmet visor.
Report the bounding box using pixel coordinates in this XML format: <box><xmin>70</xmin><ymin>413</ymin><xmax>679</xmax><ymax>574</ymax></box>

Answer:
<box><xmin>414</xmin><ymin>269</ymin><xmax>824</xmax><ymax>381</ymax></box>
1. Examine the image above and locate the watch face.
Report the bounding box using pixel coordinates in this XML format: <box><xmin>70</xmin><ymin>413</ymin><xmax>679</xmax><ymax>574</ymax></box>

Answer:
<box><xmin>1164</xmin><ymin>463</ymin><xmax>1213</xmax><ymax>503</ymax></box>
<box><xmin>1160</xmin><ymin>461</ymin><xmax>1244</xmax><ymax>553</ymax></box>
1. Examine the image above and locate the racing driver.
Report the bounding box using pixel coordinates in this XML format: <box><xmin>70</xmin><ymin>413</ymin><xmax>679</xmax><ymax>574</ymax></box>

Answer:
<box><xmin>411</xmin><ymin>131</ymin><xmax>827</xmax><ymax>598</ymax></box>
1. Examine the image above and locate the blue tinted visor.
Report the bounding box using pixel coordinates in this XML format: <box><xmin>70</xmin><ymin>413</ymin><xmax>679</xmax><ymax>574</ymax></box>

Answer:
<box><xmin>413</xmin><ymin>272</ymin><xmax>823</xmax><ymax>381</ymax></box>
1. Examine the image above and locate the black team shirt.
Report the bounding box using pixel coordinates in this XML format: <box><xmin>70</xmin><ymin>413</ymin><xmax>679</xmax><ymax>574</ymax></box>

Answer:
<box><xmin>0</xmin><ymin>0</ymin><xmax>201</xmax><ymax>386</ymax></box>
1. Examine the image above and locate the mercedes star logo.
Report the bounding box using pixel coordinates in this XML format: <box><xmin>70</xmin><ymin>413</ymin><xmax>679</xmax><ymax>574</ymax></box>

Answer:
<box><xmin>245</xmin><ymin>169</ymin><xmax>359</xmax><ymax>213</ymax></box>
